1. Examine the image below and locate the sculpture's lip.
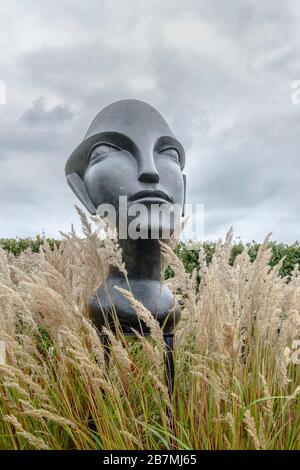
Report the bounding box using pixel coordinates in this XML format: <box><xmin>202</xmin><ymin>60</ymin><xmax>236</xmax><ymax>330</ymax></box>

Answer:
<box><xmin>129</xmin><ymin>190</ymin><xmax>172</xmax><ymax>204</ymax></box>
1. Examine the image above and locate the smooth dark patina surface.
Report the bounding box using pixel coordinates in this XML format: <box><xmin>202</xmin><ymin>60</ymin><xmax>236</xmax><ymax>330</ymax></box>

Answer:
<box><xmin>65</xmin><ymin>99</ymin><xmax>186</xmax><ymax>339</ymax></box>
<box><xmin>89</xmin><ymin>239</ymin><xmax>181</xmax><ymax>335</ymax></box>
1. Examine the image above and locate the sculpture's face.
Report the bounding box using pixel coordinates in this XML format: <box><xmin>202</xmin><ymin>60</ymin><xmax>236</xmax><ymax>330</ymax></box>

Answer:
<box><xmin>84</xmin><ymin>136</ymin><xmax>184</xmax><ymax>237</ymax></box>
<box><xmin>67</xmin><ymin>100</ymin><xmax>185</xmax><ymax>239</ymax></box>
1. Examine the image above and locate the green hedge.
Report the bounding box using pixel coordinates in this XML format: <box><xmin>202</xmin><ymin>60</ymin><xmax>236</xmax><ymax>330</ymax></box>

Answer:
<box><xmin>0</xmin><ymin>236</ymin><xmax>60</xmax><ymax>256</ymax></box>
<box><xmin>171</xmin><ymin>240</ymin><xmax>300</xmax><ymax>278</ymax></box>
<box><xmin>1</xmin><ymin>236</ymin><xmax>300</xmax><ymax>278</ymax></box>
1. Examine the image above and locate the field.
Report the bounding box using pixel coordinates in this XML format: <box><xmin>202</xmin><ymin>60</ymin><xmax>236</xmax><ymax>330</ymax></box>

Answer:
<box><xmin>0</xmin><ymin>212</ymin><xmax>299</xmax><ymax>450</ymax></box>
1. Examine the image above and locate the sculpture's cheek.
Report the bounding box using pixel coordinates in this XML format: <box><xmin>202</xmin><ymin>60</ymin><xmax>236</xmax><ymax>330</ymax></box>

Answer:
<box><xmin>83</xmin><ymin>153</ymin><xmax>138</xmax><ymax>207</ymax></box>
<box><xmin>155</xmin><ymin>157</ymin><xmax>184</xmax><ymax>205</ymax></box>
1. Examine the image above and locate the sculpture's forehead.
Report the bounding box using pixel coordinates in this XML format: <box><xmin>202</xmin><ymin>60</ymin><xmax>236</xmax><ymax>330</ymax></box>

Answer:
<box><xmin>65</xmin><ymin>99</ymin><xmax>185</xmax><ymax>177</ymax></box>
<box><xmin>86</xmin><ymin>99</ymin><xmax>174</xmax><ymax>145</ymax></box>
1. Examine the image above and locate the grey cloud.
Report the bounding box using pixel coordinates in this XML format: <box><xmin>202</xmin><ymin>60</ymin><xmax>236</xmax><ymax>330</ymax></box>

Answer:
<box><xmin>21</xmin><ymin>98</ymin><xmax>74</xmax><ymax>126</ymax></box>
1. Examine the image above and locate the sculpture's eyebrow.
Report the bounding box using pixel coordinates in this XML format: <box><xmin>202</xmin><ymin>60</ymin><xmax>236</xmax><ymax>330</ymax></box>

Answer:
<box><xmin>86</xmin><ymin>131</ymin><xmax>185</xmax><ymax>169</ymax></box>
<box><xmin>154</xmin><ymin>136</ymin><xmax>185</xmax><ymax>169</ymax></box>
<box><xmin>88</xmin><ymin>131</ymin><xmax>138</xmax><ymax>161</ymax></box>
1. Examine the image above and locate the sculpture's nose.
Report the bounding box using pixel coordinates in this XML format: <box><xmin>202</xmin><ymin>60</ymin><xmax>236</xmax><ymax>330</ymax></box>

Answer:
<box><xmin>138</xmin><ymin>160</ymin><xmax>159</xmax><ymax>183</ymax></box>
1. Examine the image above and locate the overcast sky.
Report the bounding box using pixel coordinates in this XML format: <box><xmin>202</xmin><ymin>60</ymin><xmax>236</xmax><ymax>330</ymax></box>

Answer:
<box><xmin>0</xmin><ymin>0</ymin><xmax>300</xmax><ymax>243</ymax></box>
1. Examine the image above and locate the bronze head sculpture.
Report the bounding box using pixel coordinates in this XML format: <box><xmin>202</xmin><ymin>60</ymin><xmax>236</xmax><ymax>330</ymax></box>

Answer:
<box><xmin>65</xmin><ymin>99</ymin><xmax>186</xmax><ymax>389</ymax></box>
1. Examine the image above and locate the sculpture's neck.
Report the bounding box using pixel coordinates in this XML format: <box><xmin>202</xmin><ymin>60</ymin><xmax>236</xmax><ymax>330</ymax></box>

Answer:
<box><xmin>109</xmin><ymin>238</ymin><xmax>164</xmax><ymax>281</ymax></box>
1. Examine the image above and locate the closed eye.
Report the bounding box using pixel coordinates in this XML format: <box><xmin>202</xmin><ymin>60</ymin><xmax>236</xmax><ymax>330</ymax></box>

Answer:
<box><xmin>158</xmin><ymin>146</ymin><xmax>180</xmax><ymax>163</ymax></box>
<box><xmin>89</xmin><ymin>143</ymin><xmax>120</xmax><ymax>163</ymax></box>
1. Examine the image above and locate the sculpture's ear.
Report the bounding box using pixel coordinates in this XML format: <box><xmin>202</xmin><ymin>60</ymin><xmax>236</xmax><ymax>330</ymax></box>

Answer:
<box><xmin>66</xmin><ymin>172</ymin><xmax>97</xmax><ymax>215</ymax></box>
<box><xmin>182</xmin><ymin>173</ymin><xmax>186</xmax><ymax>217</ymax></box>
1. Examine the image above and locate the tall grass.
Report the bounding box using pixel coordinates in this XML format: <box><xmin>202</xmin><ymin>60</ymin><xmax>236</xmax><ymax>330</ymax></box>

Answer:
<box><xmin>0</xmin><ymin>213</ymin><xmax>299</xmax><ymax>450</ymax></box>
